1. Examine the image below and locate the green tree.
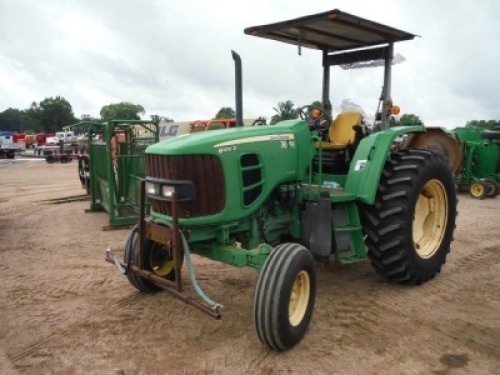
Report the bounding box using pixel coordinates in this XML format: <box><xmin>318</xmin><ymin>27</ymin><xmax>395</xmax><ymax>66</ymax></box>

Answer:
<box><xmin>0</xmin><ymin>97</ymin><xmax>75</xmax><ymax>133</ymax></box>
<box><xmin>150</xmin><ymin>115</ymin><xmax>174</xmax><ymax>124</ymax></box>
<box><xmin>100</xmin><ymin>102</ymin><xmax>145</xmax><ymax>122</ymax></box>
<box><xmin>28</xmin><ymin>97</ymin><xmax>76</xmax><ymax>133</ymax></box>
<box><xmin>21</xmin><ymin>109</ymin><xmax>41</xmax><ymax>133</ymax></box>
<box><xmin>0</xmin><ymin>108</ymin><xmax>23</xmax><ymax>131</ymax></box>
<box><xmin>465</xmin><ymin>119</ymin><xmax>500</xmax><ymax>129</ymax></box>
<box><xmin>24</xmin><ymin>102</ymin><xmax>42</xmax><ymax>132</ymax></box>
<box><xmin>80</xmin><ymin>114</ymin><xmax>100</xmax><ymax>121</ymax></box>
<box><xmin>395</xmin><ymin>113</ymin><xmax>424</xmax><ymax>127</ymax></box>
<box><xmin>215</xmin><ymin>107</ymin><xmax>236</xmax><ymax>119</ymax></box>
<box><xmin>271</xmin><ymin>100</ymin><xmax>298</xmax><ymax>124</ymax></box>
<box><xmin>0</xmin><ymin>106</ymin><xmax>41</xmax><ymax>133</ymax></box>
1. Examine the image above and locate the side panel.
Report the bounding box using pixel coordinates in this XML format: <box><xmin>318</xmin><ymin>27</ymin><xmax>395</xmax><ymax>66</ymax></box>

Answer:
<box><xmin>474</xmin><ymin>142</ymin><xmax>500</xmax><ymax>177</ymax></box>
<box><xmin>345</xmin><ymin>125</ymin><xmax>425</xmax><ymax>204</ymax></box>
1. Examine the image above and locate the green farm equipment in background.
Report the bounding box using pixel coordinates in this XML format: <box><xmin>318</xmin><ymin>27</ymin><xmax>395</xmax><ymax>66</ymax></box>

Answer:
<box><xmin>453</xmin><ymin>127</ymin><xmax>500</xmax><ymax>199</ymax></box>
<box><xmin>76</xmin><ymin>119</ymin><xmax>160</xmax><ymax>229</ymax></box>
<box><xmin>106</xmin><ymin>9</ymin><xmax>460</xmax><ymax>350</ymax></box>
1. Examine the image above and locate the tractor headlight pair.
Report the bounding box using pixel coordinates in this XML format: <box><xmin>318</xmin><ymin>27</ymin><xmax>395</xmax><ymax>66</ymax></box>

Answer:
<box><xmin>145</xmin><ymin>181</ymin><xmax>175</xmax><ymax>197</ymax></box>
<box><xmin>144</xmin><ymin>178</ymin><xmax>196</xmax><ymax>202</ymax></box>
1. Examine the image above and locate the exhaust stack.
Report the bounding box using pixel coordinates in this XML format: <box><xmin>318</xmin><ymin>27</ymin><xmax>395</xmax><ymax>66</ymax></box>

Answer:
<box><xmin>231</xmin><ymin>50</ymin><xmax>243</xmax><ymax>127</ymax></box>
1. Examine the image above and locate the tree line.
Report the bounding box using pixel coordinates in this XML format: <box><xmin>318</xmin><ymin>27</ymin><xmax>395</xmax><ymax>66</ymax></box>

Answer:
<box><xmin>0</xmin><ymin>97</ymin><xmax>152</xmax><ymax>134</ymax></box>
<box><xmin>217</xmin><ymin>100</ymin><xmax>428</xmax><ymax>127</ymax></box>
<box><xmin>2</xmin><ymin>96</ymin><xmax>498</xmax><ymax>134</ymax></box>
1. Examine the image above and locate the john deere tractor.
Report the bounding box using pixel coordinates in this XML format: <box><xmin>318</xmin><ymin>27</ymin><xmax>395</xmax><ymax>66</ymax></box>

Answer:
<box><xmin>106</xmin><ymin>9</ymin><xmax>457</xmax><ymax>350</ymax></box>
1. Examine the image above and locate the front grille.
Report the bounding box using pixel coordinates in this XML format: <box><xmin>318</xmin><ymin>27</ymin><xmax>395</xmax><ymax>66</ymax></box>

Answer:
<box><xmin>145</xmin><ymin>154</ymin><xmax>225</xmax><ymax>218</ymax></box>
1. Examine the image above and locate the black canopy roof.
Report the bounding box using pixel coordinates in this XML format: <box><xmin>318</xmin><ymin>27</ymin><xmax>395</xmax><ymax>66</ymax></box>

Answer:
<box><xmin>244</xmin><ymin>9</ymin><xmax>417</xmax><ymax>52</ymax></box>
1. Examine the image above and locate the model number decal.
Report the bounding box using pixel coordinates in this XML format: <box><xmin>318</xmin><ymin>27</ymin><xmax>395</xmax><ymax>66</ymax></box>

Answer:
<box><xmin>218</xmin><ymin>146</ymin><xmax>237</xmax><ymax>154</ymax></box>
<box><xmin>281</xmin><ymin>140</ymin><xmax>296</xmax><ymax>149</ymax></box>
<box><xmin>214</xmin><ymin>134</ymin><xmax>295</xmax><ymax>148</ymax></box>
<box><xmin>354</xmin><ymin>160</ymin><xmax>367</xmax><ymax>171</ymax></box>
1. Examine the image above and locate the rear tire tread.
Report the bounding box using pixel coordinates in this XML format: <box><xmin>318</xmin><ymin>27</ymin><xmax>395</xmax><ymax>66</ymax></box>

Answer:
<box><xmin>363</xmin><ymin>149</ymin><xmax>457</xmax><ymax>285</ymax></box>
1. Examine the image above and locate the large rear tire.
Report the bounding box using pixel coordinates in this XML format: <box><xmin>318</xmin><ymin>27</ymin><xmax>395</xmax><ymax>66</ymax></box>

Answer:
<box><xmin>124</xmin><ymin>225</ymin><xmax>176</xmax><ymax>293</ymax></box>
<box><xmin>363</xmin><ymin>149</ymin><xmax>457</xmax><ymax>285</ymax></box>
<box><xmin>254</xmin><ymin>243</ymin><xmax>316</xmax><ymax>351</ymax></box>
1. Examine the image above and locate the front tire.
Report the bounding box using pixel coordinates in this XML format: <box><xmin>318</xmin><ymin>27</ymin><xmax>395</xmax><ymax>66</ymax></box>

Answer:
<box><xmin>363</xmin><ymin>149</ymin><xmax>457</xmax><ymax>285</ymax></box>
<box><xmin>254</xmin><ymin>243</ymin><xmax>316</xmax><ymax>351</ymax></box>
<box><xmin>124</xmin><ymin>225</ymin><xmax>176</xmax><ymax>293</ymax></box>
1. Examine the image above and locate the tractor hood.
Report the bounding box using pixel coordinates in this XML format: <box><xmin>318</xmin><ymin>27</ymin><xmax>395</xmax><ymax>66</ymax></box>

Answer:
<box><xmin>146</xmin><ymin>120</ymin><xmax>310</xmax><ymax>157</ymax></box>
<box><xmin>143</xmin><ymin>119</ymin><xmax>316</xmax><ymax>225</ymax></box>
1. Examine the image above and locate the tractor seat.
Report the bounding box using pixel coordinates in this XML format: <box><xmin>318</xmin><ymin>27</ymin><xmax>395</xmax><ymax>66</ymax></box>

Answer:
<box><xmin>317</xmin><ymin>111</ymin><xmax>363</xmax><ymax>150</ymax></box>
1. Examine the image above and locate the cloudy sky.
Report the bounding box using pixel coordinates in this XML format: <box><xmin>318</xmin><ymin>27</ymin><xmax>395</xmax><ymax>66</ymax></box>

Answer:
<box><xmin>1</xmin><ymin>0</ymin><xmax>499</xmax><ymax>129</ymax></box>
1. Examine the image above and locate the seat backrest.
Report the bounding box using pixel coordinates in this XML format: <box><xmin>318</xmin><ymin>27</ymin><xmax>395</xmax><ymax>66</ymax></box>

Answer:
<box><xmin>328</xmin><ymin>112</ymin><xmax>363</xmax><ymax>147</ymax></box>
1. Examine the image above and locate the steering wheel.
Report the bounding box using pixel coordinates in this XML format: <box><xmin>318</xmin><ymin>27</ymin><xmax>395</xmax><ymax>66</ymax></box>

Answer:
<box><xmin>251</xmin><ymin>117</ymin><xmax>267</xmax><ymax>126</ymax></box>
<box><xmin>299</xmin><ymin>105</ymin><xmax>332</xmax><ymax>135</ymax></box>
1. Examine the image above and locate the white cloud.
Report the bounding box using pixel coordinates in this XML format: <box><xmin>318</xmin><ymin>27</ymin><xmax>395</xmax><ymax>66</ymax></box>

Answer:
<box><xmin>1</xmin><ymin>0</ymin><xmax>499</xmax><ymax>128</ymax></box>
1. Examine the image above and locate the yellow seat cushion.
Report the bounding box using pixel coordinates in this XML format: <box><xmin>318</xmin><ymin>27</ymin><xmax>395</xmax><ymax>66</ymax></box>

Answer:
<box><xmin>315</xmin><ymin>112</ymin><xmax>363</xmax><ymax>150</ymax></box>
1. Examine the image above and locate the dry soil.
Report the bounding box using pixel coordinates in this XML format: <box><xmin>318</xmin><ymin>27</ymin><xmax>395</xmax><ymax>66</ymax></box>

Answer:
<box><xmin>0</xmin><ymin>159</ymin><xmax>499</xmax><ymax>374</ymax></box>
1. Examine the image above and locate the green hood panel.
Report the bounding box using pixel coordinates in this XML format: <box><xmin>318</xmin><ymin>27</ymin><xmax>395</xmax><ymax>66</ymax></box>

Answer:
<box><xmin>146</xmin><ymin>119</ymin><xmax>315</xmax><ymax>225</ymax></box>
<box><xmin>146</xmin><ymin>120</ymin><xmax>308</xmax><ymax>156</ymax></box>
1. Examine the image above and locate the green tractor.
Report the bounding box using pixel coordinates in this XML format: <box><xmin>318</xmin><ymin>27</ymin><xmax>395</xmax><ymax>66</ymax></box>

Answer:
<box><xmin>106</xmin><ymin>9</ymin><xmax>457</xmax><ymax>350</ymax></box>
<box><xmin>453</xmin><ymin>127</ymin><xmax>500</xmax><ymax>199</ymax></box>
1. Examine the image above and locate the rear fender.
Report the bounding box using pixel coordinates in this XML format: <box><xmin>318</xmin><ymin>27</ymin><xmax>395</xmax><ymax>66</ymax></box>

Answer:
<box><xmin>345</xmin><ymin>125</ymin><xmax>425</xmax><ymax>204</ymax></box>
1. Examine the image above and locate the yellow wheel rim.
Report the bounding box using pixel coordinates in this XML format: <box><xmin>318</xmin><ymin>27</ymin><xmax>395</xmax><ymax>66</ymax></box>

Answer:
<box><xmin>470</xmin><ymin>183</ymin><xmax>485</xmax><ymax>198</ymax></box>
<box><xmin>149</xmin><ymin>243</ymin><xmax>174</xmax><ymax>276</ymax></box>
<box><xmin>289</xmin><ymin>270</ymin><xmax>311</xmax><ymax>326</ymax></box>
<box><xmin>413</xmin><ymin>179</ymin><xmax>448</xmax><ymax>259</ymax></box>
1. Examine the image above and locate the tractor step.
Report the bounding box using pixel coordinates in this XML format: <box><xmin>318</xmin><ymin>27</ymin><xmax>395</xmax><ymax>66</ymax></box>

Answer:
<box><xmin>336</xmin><ymin>253</ymin><xmax>367</xmax><ymax>264</ymax></box>
<box><xmin>332</xmin><ymin>201</ymin><xmax>367</xmax><ymax>265</ymax></box>
<box><xmin>334</xmin><ymin>225</ymin><xmax>362</xmax><ymax>233</ymax></box>
<box><xmin>300</xmin><ymin>183</ymin><xmax>356</xmax><ymax>203</ymax></box>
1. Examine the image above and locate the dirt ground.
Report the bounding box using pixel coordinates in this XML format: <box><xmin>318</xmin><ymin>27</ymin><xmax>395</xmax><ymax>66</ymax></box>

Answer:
<box><xmin>0</xmin><ymin>159</ymin><xmax>499</xmax><ymax>375</ymax></box>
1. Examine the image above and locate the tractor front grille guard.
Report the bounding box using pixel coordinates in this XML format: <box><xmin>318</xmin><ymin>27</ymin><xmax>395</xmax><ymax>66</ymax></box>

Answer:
<box><xmin>145</xmin><ymin>154</ymin><xmax>226</xmax><ymax>218</ymax></box>
<box><xmin>106</xmin><ymin>179</ymin><xmax>221</xmax><ymax>319</ymax></box>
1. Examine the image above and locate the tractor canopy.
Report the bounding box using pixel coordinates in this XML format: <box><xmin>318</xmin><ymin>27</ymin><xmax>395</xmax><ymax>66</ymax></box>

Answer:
<box><xmin>244</xmin><ymin>9</ymin><xmax>417</xmax><ymax>128</ymax></box>
<box><xmin>244</xmin><ymin>9</ymin><xmax>416</xmax><ymax>53</ymax></box>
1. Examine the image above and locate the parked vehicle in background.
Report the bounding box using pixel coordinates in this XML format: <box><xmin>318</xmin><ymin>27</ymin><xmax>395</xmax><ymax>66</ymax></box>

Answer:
<box><xmin>0</xmin><ymin>131</ymin><xmax>25</xmax><ymax>158</ymax></box>
<box><xmin>34</xmin><ymin>130</ymin><xmax>82</xmax><ymax>156</ymax></box>
<box><xmin>190</xmin><ymin>119</ymin><xmax>237</xmax><ymax>132</ymax></box>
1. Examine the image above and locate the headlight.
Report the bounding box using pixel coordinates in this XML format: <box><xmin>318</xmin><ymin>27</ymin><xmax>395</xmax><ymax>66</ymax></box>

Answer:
<box><xmin>144</xmin><ymin>177</ymin><xmax>196</xmax><ymax>202</ymax></box>
<box><xmin>145</xmin><ymin>181</ymin><xmax>156</xmax><ymax>195</ymax></box>
<box><xmin>161</xmin><ymin>185</ymin><xmax>175</xmax><ymax>197</ymax></box>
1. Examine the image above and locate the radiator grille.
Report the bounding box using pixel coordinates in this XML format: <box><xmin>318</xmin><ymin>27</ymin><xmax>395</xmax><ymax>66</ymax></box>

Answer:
<box><xmin>145</xmin><ymin>154</ymin><xmax>225</xmax><ymax>218</ymax></box>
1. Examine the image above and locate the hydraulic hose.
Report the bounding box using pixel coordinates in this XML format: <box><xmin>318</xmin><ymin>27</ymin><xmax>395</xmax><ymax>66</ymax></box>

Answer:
<box><xmin>156</xmin><ymin>219</ymin><xmax>222</xmax><ymax>310</ymax></box>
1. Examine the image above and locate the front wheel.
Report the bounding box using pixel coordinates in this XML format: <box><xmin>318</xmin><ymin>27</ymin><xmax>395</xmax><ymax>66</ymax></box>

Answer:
<box><xmin>124</xmin><ymin>225</ymin><xmax>176</xmax><ymax>293</ymax></box>
<box><xmin>363</xmin><ymin>149</ymin><xmax>457</xmax><ymax>285</ymax></box>
<box><xmin>254</xmin><ymin>243</ymin><xmax>316</xmax><ymax>351</ymax></box>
